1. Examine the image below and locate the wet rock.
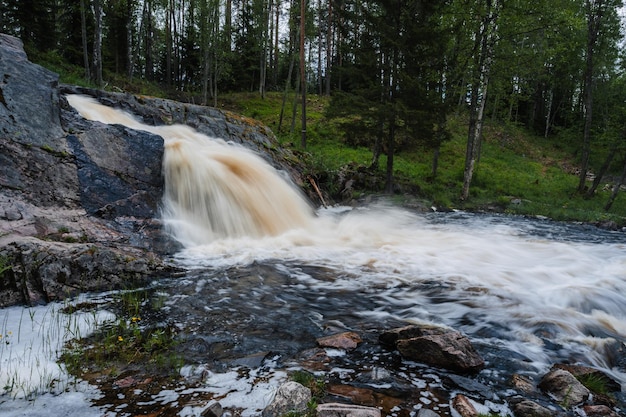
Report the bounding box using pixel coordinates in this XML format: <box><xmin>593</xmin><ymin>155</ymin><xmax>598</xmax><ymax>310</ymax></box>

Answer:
<box><xmin>230</xmin><ymin>351</ymin><xmax>270</xmax><ymax>368</ymax></box>
<box><xmin>511</xmin><ymin>399</ymin><xmax>554</xmax><ymax>417</ymax></box>
<box><xmin>396</xmin><ymin>331</ymin><xmax>485</xmax><ymax>373</ymax></box>
<box><xmin>552</xmin><ymin>363</ymin><xmax>622</xmax><ymax>393</ymax></box>
<box><xmin>317</xmin><ymin>331</ymin><xmax>362</xmax><ymax>350</ymax></box>
<box><xmin>538</xmin><ymin>368</ymin><xmax>590</xmax><ymax>408</ymax></box>
<box><xmin>452</xmin><ymin>394</ymin><xmax>478</xmax><ymax>417</ymax></box>
<box><xmin>446</xmin><ymin>374</ymin><xmax>494</xmax><ymax>399</ymax></box>
<box><xmin>201</xmin><ymin>401</ymin><xmax>223</xmax><ymax>417</ymax></box>
<box><xmin>582</xmin><ymin>404</ymin><xmax>621</xmax><ymax>417</ymax></box>
<box><xmin>379</xmin><ymin>324</ymin><xmax>447</xmax><ymax>348</ymax></box>
<box><xmin>417</xmin><ymin>410</ymin><xmax>440</xmax><ymax>417</ymax></box>
<box><xmin>261</xmin><ymin>381</ymin><xmax>311</xmax><ymax>417</ymax></box>
<box><xmin>0</xmin><ymin>237</ymin><xmax>175</xmax><ymax>305</ymax></box>
<box><xmin>317</xmin><ymin>402</ymin><xmax>381</xmax><ymax>417</ymax></box>
<box><xmin>298</xmin><ymin>348</ymin><xmax>332</xmax><ymax>371</ymax></box>
<box><xmin>327</xmin><ymin>384</ymin><xmax>375</xmax><ymax>405</ymax></box>
<box><xmin>510</xmin><ymin>374</ymin><xmax>536</xmax><ymax>394</ymax></box>
<box><xmin>326</xmin><ymin>384</ymin><xmax>403</xmax><ymax>410</ymax></box>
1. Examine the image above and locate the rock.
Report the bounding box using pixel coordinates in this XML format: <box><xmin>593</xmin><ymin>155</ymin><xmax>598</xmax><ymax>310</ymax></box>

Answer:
<box><xmin>452</xmin><ymin>394</ymin><xmax>478</xmax><ymax>417</ymax></box>
<box><xmin>379</xmin><ymin>324</ymin><xmax>447</xmax><ymax>348</ymax></box>
<box><xmin>317</xmin><ymin>331</ymin><xmax>362</xmax><ymax>350</ymax></box>
<box><xmin>538</xmin><ymin>368</ymin><xmax>590</xmax><ymax>408</ymax></box>
<box><xmin>261</xmin><ymin>381</ymin><xmax>311</xmax><ymax>417</ymax></box>
<box><xmin>201</xmin><ymin>401</ymin><xmax>223</xmax><ymax>417</ymax></box>
<box><xmin>417</xmin><ymin>410</ymin><xmax>440</xmax><ymax>417</ymax></box>
<box><xmin>317</xmin><ymin>403</ymin><xmax>381</xmax><ymax>417</ymax></box>
<box><xmin>0</xmin><ymin>236</ymin><xmax>175</xmax><ymax>305</ymax></box>
<box><xmin>582</xmin><ymin>404</ymin><xmax>621</xmax><ymax>417</ymax></box>
<box><xmin>552</xmin><ymin>363</ymin><xmax>622</xmax><ymax>393</ymax></box>
<box><xmin>445</xmin><ymin>374</ymin><xmax>495</xmax><ymax>399</ymax></box>
<box><xmin>511</xmin><ymin>399</ymin><xmax>555</xmax><ymax>417</ymax></box>
<box><xmin>396</xmin><ymin>331</ymin><xmax>485</xmax><ymax>373</ymax></box>
<box><xmin>0</xmin><ymin>34</ymin><xmax>64</xmax><ymax>149</ymax></box>
<box><xmin>510</xmin><ymin>374</ymin><xmax>535</xmax><ymax>394</ymax></box>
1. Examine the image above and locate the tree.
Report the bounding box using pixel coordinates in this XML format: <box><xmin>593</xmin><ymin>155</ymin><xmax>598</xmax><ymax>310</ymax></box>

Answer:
<box><xmin>300</xmin><ymin>0</ymin><xmax>307</xmax><ymax>148</ymax></box>
<box><xmin>578</xmin><ymin>0</ymin><xmax>622</xmax><ymax>193</ymax></box>
<box><xmin>92</xmin><ymin>0</ymin><xmax>104</xmax><ymax>86</ymax></box>
<box><xmin>460</xmin><ymin>0</ymin><xmax>502</xmax><ymax>201</ymax></box>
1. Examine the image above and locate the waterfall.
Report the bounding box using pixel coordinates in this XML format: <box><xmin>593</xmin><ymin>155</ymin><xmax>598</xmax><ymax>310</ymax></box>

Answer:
<box><xmin>66</xmin><ymin>95</ymin><xmax>314</xmax><ymax>246</ymax></box>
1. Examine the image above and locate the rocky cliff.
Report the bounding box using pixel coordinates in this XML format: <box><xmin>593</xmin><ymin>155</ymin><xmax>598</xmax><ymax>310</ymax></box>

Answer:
<box><xmin>0</xmin><ymin>34</ymin><xmax>306</xmax><ymax>306</ymax></box>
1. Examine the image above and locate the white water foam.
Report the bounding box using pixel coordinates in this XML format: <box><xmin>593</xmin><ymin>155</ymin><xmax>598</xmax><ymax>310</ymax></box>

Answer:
<box><xmin>0</xmin><ymin>301</ymin><xmax>115</xmax><ymax>415</ymax></box>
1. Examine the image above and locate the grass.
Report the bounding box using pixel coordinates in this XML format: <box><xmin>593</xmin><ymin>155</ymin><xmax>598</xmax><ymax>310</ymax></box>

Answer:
<box><xmin>60</xmin><ymin>289</ymin><xmax>182</xmax><ymax>381</ymax></box>
<box><xmin>221</xmin><ymin>91</ymin><xmax>625</xmax><ymax>226</ymax></box>
<box><xmin>288</xmin><ymin>370</ymin><xmax>327</xmax><ymax>417</ymax></box>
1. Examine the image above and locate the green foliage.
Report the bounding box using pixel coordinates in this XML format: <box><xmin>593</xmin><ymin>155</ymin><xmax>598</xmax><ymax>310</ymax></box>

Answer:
<box><xmin>224</xmin><ymin>88</ymin><xmax>625</xmax><ymax>224</ymax></box>
<box><xmin>288</xmin><ymin>370</ymin><xmax>326</xmax><ymax>417</ymax></box>
<box><xmin>61</xmin><ymin>289</ymin><xmax>182</xmax><ymax>379</ymax></box>
<box><xmin>576</xmin><ymin>373</ymin><xmax>615</xmax><ymax>397</ymax></box>
<box><xmin>0</xmin><ymin>255</ymin><xmax>12</xmax><ymax>275</ymax></box>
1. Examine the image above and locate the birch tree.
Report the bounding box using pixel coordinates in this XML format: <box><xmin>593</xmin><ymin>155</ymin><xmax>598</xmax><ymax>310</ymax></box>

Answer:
<box><xmin>461</xmin><ymin>0</ymin><xmax>502</xmax><ymax>201</ymax></box>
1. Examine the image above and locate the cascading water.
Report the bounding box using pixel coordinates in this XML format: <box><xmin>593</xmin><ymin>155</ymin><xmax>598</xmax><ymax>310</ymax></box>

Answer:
<box><xmin>65</xmin><ymin>94</ymin><xmax>314</xmax><ymax>245</ymax></box>
<box><xmin>63</xmin><ymin>95</ymin><xmax>626</xmax><ymax>414</ymax></box>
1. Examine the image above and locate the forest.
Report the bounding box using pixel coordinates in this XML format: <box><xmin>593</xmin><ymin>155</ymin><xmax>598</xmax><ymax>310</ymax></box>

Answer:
<box><xmin>1</xmin><ymin>0</ymin><xmax>625</xmax><ymax>213</ymax></box>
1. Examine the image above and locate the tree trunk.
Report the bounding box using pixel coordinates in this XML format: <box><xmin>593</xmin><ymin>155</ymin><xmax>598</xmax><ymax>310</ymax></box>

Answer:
<box><xmin>127</xmin><ymin>0</ymin><xmax>135</xmax><ymax>81</ymax></box>
<box><xmin>299</xmin><ymin>0</ymin><xmax>307</xmax><ymax>148</ymax></box>
<box><xmin>585</xmin><ymin>144</ymin><xmax>617</xmax><ymax>198</ymax></box>
<box><xmin>92</xmin><ymin>0</ymin><xmax>103</xmax><ymax>86</ymax></box>
<box><xmin>461</xmin><ymin>0</ymin><xmax>500</xmax><ymax>201</ymax></box>
<box><xmin>578</xmin><ymin>0</ymin><xmax>606</xmax><ymax>193</ymax></box>
<box><xmin>604</xmin><ymin>154</ymin><xmax>626</xmax><ymax>211</ymax></box>
<box><xmin>279</xmin><ymin>53</ymin><xmax>296</xmax><ymax>133</ymax></box>
<box><xmin>80</xmin><ymin>0</ymin><xmax>90</xmax><ymax>82</ymax></box>
<box><xmin>324</xmin><ymin>0</ymin><xmax>333</xmax><ymax>95</ymax></box>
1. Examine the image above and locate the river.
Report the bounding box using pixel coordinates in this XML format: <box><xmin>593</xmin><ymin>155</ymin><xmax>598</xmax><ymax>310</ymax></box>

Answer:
<box><xmin>0</xmin><ymin>96</ymin><xmax>624</xmax><ymax>416</ymax></box>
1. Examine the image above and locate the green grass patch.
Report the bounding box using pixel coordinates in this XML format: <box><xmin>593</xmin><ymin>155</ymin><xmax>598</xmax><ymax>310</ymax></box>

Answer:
<box><xmin>61</xmin><ymin>289</ymin><xmax>182</xmax><ymax>380</ymax></box>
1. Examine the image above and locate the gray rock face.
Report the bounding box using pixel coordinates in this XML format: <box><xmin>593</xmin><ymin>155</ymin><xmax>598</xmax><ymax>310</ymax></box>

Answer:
<box><xmin>0</xmin><ymin>34</ymin><xmax>174</xmax><ymax>306</ymax></box>
<box><xmin>0</xmin><ymin>34</ymin><xmax>64</xmax><ymax>149</ymax></box>
<box><xmin>261</xmin><ymin>381</ymin><xmax>311</xmax><ymax>417</ymax></box>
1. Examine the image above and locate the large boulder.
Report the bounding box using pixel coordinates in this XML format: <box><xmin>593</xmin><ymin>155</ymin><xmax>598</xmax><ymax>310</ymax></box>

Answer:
<box><xmin>0</xmin><ymin>34</ymin><xmax>174</xmax><ymax>306</ymax></box>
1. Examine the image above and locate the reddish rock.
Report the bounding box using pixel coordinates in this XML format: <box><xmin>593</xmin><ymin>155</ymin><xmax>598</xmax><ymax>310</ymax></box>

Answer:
<box><xmin>452</xmin><ymin>394</ymin><xmax>478</xmax><ymax>417</ymax></box>
<box><xmin>582</xmin><ymin>405</ymin><xmax>621</xmax><ymax>417</ymax></box>
<box><xmin>317</xmin><ymin>331</ymin><xmax>362</xmax><ymax>350</ymax></box>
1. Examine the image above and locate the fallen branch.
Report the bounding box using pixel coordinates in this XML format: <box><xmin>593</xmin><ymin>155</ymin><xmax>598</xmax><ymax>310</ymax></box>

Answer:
<box><xmin>308</xmin><ymin>175</ymin><xmax>327</xmax><ymax>208</ymax></box>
